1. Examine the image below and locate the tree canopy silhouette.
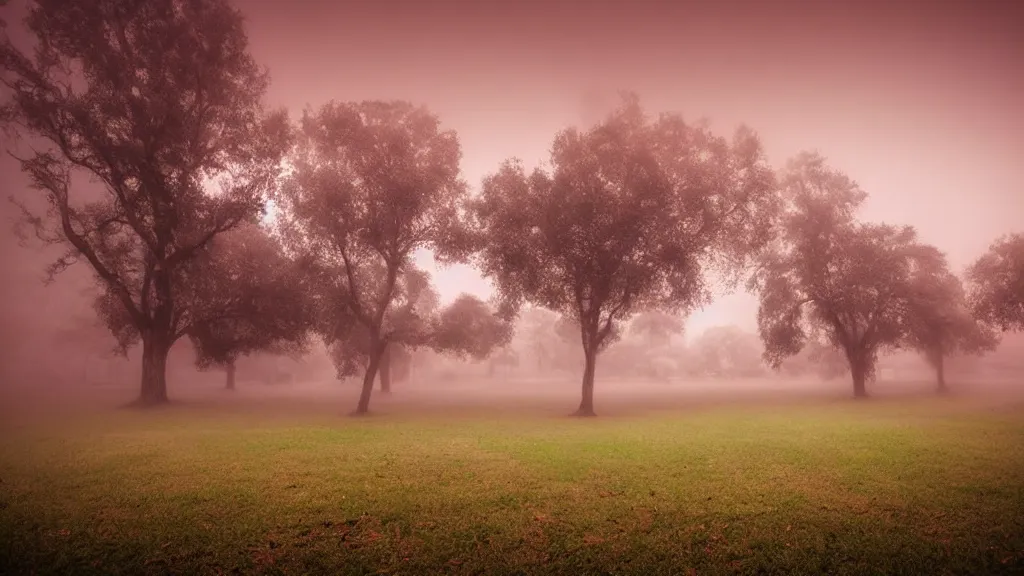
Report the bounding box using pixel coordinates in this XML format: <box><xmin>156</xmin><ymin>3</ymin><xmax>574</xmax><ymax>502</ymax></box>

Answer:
<box><xmin>473</xmin><ymin>94</ymin><xmax>778</xmax><ymax>416</ymax></box>
<box><xmin>1</xmin><ymin>0</ymin><xmax>290</xmax><ymax>405</ymax></box>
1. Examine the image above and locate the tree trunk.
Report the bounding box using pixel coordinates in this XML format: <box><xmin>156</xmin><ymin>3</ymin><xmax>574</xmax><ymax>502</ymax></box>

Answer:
<box><xmin>574</xmin><ymin>347</ymin><xmax>598</xmax><ymax>417</ymax></box>
<box><xmin>379</xmin><ymin>344</ymin><xmax>392</xmax><ymax>394</ymax></box>
<box><xmin>225</xmin><ymin>360</ymin><xmax>236</xmax><ymax>391</ymax></box>
<box><xmin>849</xmin><ymin>356</ymin><xmax>868</xmax><ymax>399</ymax></box>
<box><xmin>353</xmin><ymin>343</ymin><xmax>384</xmax><ymax>416</ymax></box>
<box><xmin>138</xmin><ymin>330</ymin><xmax>171</xmax><ymax>406</ymax></box>
<box><xmin>935</xmin><ymin>354</ymin><xmax>948</xmax><ymax>394</ymax></box>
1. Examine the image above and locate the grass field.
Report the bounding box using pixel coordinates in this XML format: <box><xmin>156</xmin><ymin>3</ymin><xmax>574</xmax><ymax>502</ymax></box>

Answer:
<box><xmin>1</xmin><ymin>383</ymin><xmax>1024</xmax><ymax>575</ymax></box>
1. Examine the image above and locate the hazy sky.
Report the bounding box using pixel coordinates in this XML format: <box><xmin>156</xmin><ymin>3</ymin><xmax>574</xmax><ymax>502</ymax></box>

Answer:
<box><xmin>3</xmin><ymin>0</ymin><xmax>1023</xmax><ymax>337</ymax></box>
<box><xmin>229</xmin><ymin>0</ymin><xmax>1024</xmax><ymax>334</ymax></box>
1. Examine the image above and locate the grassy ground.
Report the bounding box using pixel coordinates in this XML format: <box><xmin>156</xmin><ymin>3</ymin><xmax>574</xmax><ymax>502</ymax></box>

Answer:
<box><xmin>1</xmin><ymin>390</ymin><xmax>1023</xmax><ymax>575</ymax></box>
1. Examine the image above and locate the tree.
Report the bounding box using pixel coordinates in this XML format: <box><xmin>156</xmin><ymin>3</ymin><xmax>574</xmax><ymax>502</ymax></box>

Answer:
<box><xmin>52</xmin><ymin>303</ymin><xmax>121</xmax><ymax>384</ymax></box>
<box><xmin>182</xmin><ymin>223</ymin><xmax>312</xmax><ymax>390</ymax></box>
<box><xmin>323</xmin><ymin>266</ymin><xmax>440</xmax><ymax>394</ymax></box>
<box><xmin>517</xmin><ymin>306</ymin><xmax>561</xmax><ymax>371</ymax></box>
<box><xmin>754</xmin><ymin>152</ymin><xmax>937</xmax><ymax>398</ymax></box>
<box><xmin>903</xmin><ymin>259</ymin><xmax>999</xmax><ymax>393</ymax></box>
<box><xmin>691</xmin><ymin>325</ymin><xmax>765</xmax><ymax>378</ymax></box>
<box><xmin>803</xmin><ymin>339</ymin><xmax>850</xmax><ymax>380</ymax></box>
<box><xmin>430</xmin><ymin>293</ymin><xmax>513</xmax><ymax>362</ymax></box>
<box><xmin>967</xmin><ymin>233</ymin><xmax>1024</xmax><ymax>333</ymax></box>
<box><xmin>318</xmin><ymin>265</ymin><xmax>439</xmax><ymax>393</ymax></box>
<box><xmin>474</xmin><ymin>95</ymin><xmax>777</xmax><ymax>416</ymax></box>
<box><xmin>629</xmin><ymin>311</ymin><xmax>684</xmax><ymax>349</ymax></box>
<box><xmin>327</xmin><ymin>287</ymin><xmax>512</xmax><ymax>393</ymax></box>
<box><xmin>277</xmin><ymin>100</ymin><xmax>472</xmax><ymax>415</ymax></box>
<box><xmin>1</xmin><ymin>0</ymin><xmax>289</xmax><ymax>405</ymax></box>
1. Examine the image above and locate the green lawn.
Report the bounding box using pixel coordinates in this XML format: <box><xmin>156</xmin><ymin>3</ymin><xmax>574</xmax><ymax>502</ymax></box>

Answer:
<box><xmin>2</xmin><ymin>395</ymin><xmax>1024</xmax><ymax>575</ymax></box>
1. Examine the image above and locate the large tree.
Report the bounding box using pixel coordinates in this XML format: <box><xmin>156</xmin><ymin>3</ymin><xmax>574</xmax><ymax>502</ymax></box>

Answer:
<box><xmin>278</xmin><ymin>100</ymin><xmax>472</xmax><ymax>415</ymax></box>
<box><xmin>903</xmin><ymin>258</ymin><xmax>999</xmax><ymax>393</ymax></box>
<box><xmin>183</xmin><ymin>223</ymin><xmax>312</xmax><ymax>390</ymax></box>
<box><xmin>473</xmin><ymin>95</ymin><xmax>778</xmax><ymax>416</ymax></box>
<box><xmin>967</xmin><ymin>233</ymin><xmax>1024</xmax><ymax>333</ymax></box>
<box><xmin>754</xmin><ymin>152</ymin><xmax>937</xmax><ymax>398</ymax></box>
<box><xmin>1</xmin><ymin>0</ymin><xmax>289</xmax><ymax>405</ymax></box>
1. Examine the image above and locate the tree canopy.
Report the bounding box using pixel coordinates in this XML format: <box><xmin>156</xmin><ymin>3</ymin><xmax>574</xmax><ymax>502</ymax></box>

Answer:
<box><xmin>1</xmin><ymin>0</ymin><xmax>290</xmax><ymax>404</ymax></box>
<box><xmin>183</xmin><ymin>223</ymin><xmax>313</xmax><ymax>388</ymax></box>
<box><xmin>629</xmin><ymin>311</ymin><xmax>684</xmax><ymax>349</ymax></box>
<box><xmin>967</xmin><ymin>233</ymin><xmax>1024</xmax><ymax>333</ymax></box>
<box><xmin>473</xmin><ymin>94</ymin><xmax>778</xmax><ymax>415</ymax></box>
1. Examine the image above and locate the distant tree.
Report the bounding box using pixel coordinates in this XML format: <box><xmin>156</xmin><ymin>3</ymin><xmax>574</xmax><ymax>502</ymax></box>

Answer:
<box><xmin>430</xmin><ymin>293</ymin><xmax>513</xmax><ymax>362</ymax></box>
<box><xmin>518</xmin><ymin>306</ymin><xmax>561</xmax><ymax>371</ymax></box>
<box><xmin>804</xmin><ymin>339</ymin><xmax>850</xmax><ymax>380</ymax></box>
<box><xmin>1</xmin><ymin>0</ymin><xmax>290</xmax><ymax>405</ymax></box>
<box><xmin>903</xmin><ymin>259</ymin><xmax>999</xmax><ymax>393</ymax></box>
<box><xmin>486</xmin><ymin>348</ymin><xmax>520</xmax><ymax>378</ymax></box>
<box><xmin>554</xmin><ymin>314</ymin><xmax>582</xmax><ymax>346</ymax></box>
<box><xmin>372</xmin><ymin>267</ymin><xmax>440</xmax><ymax>394</ymax></box>
<box><xmin>691</xmin><ymin>325</ymin><xmax>765</xmax><ymax>378</ymax></box>
<box><xmin>52</xmin><ymin>304</ymin><xmax>121</xmax><ymax>383</ymax></box>
<box><xmin>754</xmin><ymin>153</ymin><xmax>937</xmax><ymax>398</ymax></box>
<box><xmin>182</xmin><ymin>223</ymin><xmax>312</xmax><ymax>390</ymax></box>
<box><xmin>319</xmin><ymin>266</ymin><xmax>440</xmax><ymax>394</ymax></box>
<box><xmin>324</xmin><ymin>277</ymin><xmax>510</xmax><ymax>392</ymax></box>
<box><xmin>473</xmin><ymin>94</ymin><xmax>777</xmax><ymax>416</ymax></box>
<box><xmin>385</xmin><ymin>344</ymin><xmax>413</xmax><ymax>390</ymax></box>
<box><xmin>967</xmin><ymin>233</ymin><xmax>1024</xmax><ymax>333</ymax></box>
<box><xmin>629</xmin><ymin>311</ymin><xmax>684</xmax><ymax>349</ymax></box>
<box><xmin>277</xmin><ymin>100</ymin><xmax>473</xmax><ymax>415</ymax></box>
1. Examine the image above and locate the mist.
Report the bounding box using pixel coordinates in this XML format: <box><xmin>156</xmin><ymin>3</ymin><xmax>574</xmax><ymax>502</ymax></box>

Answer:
<box><xmin>2</xmin><ymin>0</ymin><xmax>1023</xmax><ymax>419</ymax></box>
<box><xmin>1</xmin><ymin>0</ymin><xmax>1023</xmax><ymax>573</ymax></box>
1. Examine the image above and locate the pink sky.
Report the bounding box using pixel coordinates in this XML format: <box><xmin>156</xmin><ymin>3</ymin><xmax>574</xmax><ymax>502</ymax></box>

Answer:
<box><xmin>2</xmin><ymin>0</ymin><xmax>1022</xmax><ymax>338</ymax></box>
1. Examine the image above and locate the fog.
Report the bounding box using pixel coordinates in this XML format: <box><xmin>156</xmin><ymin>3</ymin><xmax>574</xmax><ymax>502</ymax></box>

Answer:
<box><xmin>2</xmin><ymin>0</ymin><xmax>1023</xmax><ymax>424</ymax></box>
<box><xmin>4</xmin><ymin>307</ymin><xmax>1024</xmax><ymax>427</ymax></box>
